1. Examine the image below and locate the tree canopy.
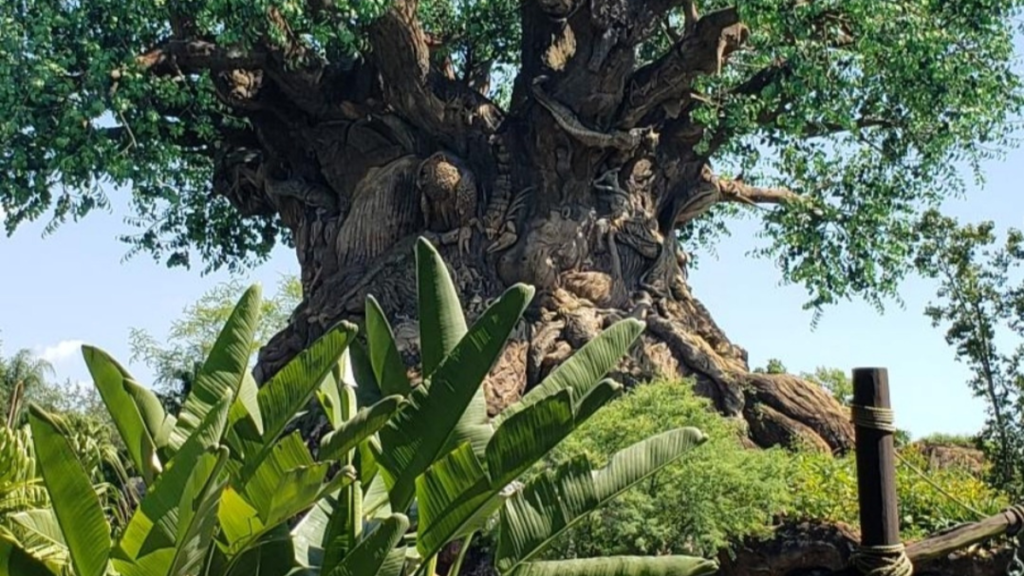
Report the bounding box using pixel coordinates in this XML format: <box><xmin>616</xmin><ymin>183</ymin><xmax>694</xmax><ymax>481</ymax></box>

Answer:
<box><xmin>3</xmin><ymin>0</ymin><xmax>1023</xmax><ymax>309</ymax></box>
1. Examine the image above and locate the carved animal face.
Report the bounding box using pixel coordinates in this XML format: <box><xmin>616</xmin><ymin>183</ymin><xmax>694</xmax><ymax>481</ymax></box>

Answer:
<box><xmin>417</xmin><ymin>153</ymin><xmax>462</xmax><ymax>200</ymax></box>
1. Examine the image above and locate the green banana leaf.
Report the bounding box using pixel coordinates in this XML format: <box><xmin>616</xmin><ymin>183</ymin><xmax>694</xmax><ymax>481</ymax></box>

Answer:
<box><xmin>82</xmin><ymin>345</ymin><xmax>162</xmax><ymax>482</ymax></box>
<box><xmin>113</xmin><ymin>399</ymin><xmax>231</xmax><ymax>576</ymax></box>
<box><xmin>290</xmin><ymin>481</ymin><xmax>362</xmax><ymax>573</ymax></box>
<box><xmin>349</xmin><ymin>341</ymin><xmax>385</xmax><ymax>409</ymax></box>
<box><xmin>316</xmin><ymin>358</ymin><xmax>350</xmax><ymax>430</ymax></box>
<box><xmin>319</xmin><ymin>395</ymin><xmax>404</xmax><ymax>462</ymax></box>
<box><xmin>27</xmin><ymin>406</ymin><xmax>110</xmax><ymax>576</ymax></box>
<box><xmin>0</xmin><ymin>534</ymin><xmax>55</xmax><ymax>576</ymax></box>
<box><xmin>376</xmin><ymin>283</ymin><xmax>533</xmax><ymax>513</ymax></box>
<box><xmin>365</xmin><ymin>296</ymin><xmax>411</xmax><ymax>397</ymax></box>
<box><xmin>170</xmin><ymin>285</ymin><xmax>262</xmax><ymax>451</ymax></box>
<box><xmin>414</xmin><ymin>391</ymin><xmax>575</xmax><ymax>561</ymax></box>
<box><xmin>324</xmin><ymin>513</ymin><xmax>409</xmax><ymax>576</ymax></box>
<box><xmin>235</xmin><ymin>322</ymin><xmax>357</xmax><ymax>483</ymax></box>
<box><xmin>509</xmin><ymin>556</ymin><xmax>719</xmax><ymax>576</ymax></box>
<box><xmin>415</xmin><ymin>443</ymin><xmax>491</xmax><ymax>559</ymax></box>
<box><xmin>494</xmin><ymin>319</ymin><xmax>644</xmax><ymax>428</ymax></box>
<box><xmin>415</xmin><ymin>237</ymin><xmax>468</xmax><ymax>378</ymax></box>
<box><xmin>8</xmin><ymin>509</ymin><xmax>67</xmax><ymax>569</ymax></box>
<box><xmin>494</xmin><ymin>428</ymin><xmax>707</xmax><ymax>574</ymax></box>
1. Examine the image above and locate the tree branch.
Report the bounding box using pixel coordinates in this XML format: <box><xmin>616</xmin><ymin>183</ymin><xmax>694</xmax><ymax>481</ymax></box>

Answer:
<box><xmin>365</xmin><ymin>0</ymin><xmax>451</xmax><ymax>136</ymax></box>
<box><xmin>716</xmin><ymin>178</ymin><xmax>802</xmax><ymax>206</ymax></box>
<box><xmin>617</xmin><ymin>7</ymin><xmax>749</xmax><ymax>128</ymax></box>
<box><xmin>135</xmin><ymin>40</ymin><xmax>267</xmax><ymax>75</ymax></box>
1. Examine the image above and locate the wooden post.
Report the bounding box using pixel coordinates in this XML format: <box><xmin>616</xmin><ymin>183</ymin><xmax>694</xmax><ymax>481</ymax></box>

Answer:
<box><xmin>852</xmin><ymin>367</ymin><xmax>901</xmax><ymax>549</ymax></box>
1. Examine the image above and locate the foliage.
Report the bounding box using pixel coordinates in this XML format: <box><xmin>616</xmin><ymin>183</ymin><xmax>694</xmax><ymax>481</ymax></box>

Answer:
<box><xmin>535</xmin><ymin>378</ymin><xmax>792</xmax><ymax>558</ymax></box>
<box><xmin>800</xmin><ymin>366</ymin><xmax>853</xmax><ymax>406</ymax></box>
<box><xmin>129</xmin><ymin>275</ymin><xmax>301</xmax><ymax>412</ymax></box>
<box><xmin>1</xmin><ymin>0</ymin><xmax>1021</xmax><ymax>313</ymax></box>
<box><xmin>0</xmin><ymin>349</ymin><xmax>54</xmax><ymax>426</ymax></box>
<box><xmin>538</xmin><ymin>377</ymin><xmax>1008</xmax><ymax>558</ymax></box>
<box><xmin>1</xmin><ymin>238</ymin><xmax>718</xmax><ymax>576</ymax></box>
<box><xmin>752</xmin><ymin>358</ymin><xmax>787</xmax><ymax>375</ymax></box>
<box><xmin>913</xmin><ymin>209</ymin><xmax>1024</xmax><ymax>496</ymax></box>
<box><xmin>788</xmin><ymin>442</ymin><xmax>1008</xmax><ymax>539</ymax></box>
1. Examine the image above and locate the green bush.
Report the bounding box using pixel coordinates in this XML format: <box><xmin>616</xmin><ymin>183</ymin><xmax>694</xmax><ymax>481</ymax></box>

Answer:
<box><xmin>536</xmin><ymin>377</ymin><xmax>1012</xmax><ymax>559</ymax></box>
<box><xmin>535</xmin><ymin>378</ymin><xmax>794</xmax><ymax>558</ymax></box>
<box><xmin>788</xmin><ymin>444</ymin><xmax>1009</xmax><ymax>539</ymax></box>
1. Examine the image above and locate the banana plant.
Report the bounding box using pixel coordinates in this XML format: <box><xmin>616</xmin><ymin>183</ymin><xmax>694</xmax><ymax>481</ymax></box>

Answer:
<box><xmin>0</xmin><ymin>237</ymin><xmax>720</xmax><ymax>576</ymax></box>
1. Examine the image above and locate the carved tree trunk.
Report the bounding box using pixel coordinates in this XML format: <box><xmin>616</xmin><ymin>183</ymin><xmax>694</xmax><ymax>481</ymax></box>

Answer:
<box><xmin>211</xmin><ymin>0</ymin><xmax>854</xmax><ymax>452</ymax></box>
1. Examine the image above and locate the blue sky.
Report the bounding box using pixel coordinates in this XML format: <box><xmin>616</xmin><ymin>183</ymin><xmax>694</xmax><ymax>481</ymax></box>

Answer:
<box><xmin>2</xmin><ymin>153</ymin><xmax>1019</xmax><ymax>439</ymax></box>
<box><xmin>4</xmin><ymin>88</ymin><xmax>1024</xmax><ymax>443</ymax></box>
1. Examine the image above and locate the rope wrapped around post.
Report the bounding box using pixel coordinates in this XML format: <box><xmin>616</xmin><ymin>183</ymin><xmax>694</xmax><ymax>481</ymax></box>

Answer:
<box><xmin>849</xmin><ymin>374</ymin><xmax>913</xmax><ymax>576</ymax></box>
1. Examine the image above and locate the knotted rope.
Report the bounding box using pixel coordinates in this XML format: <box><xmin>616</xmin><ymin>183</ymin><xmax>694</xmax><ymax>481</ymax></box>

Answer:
<box><xmin>850</xmin><ymin>543</ymin><xmax>914</xmax><ymax>576</ymax></box>
<box><xmin>848</xmin><ymin>403</ymin><xmax>913</xmax><ymax>575</ymax></box>
<box><xmin>1005</xmin><ymin>504</ymin><xmax>1024</xmax><ymax>536</ymax></box>
<box><xmin>850</xmin><ymin>404</ymin><xmax>897</xmax><ymax>433</ymax></box>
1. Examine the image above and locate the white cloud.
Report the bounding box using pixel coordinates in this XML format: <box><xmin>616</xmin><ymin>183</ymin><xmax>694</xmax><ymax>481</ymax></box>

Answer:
<box><xmin>36</xmin><ymin>340</ymin><xmax>85</xmax><ymax>364</ymax></box>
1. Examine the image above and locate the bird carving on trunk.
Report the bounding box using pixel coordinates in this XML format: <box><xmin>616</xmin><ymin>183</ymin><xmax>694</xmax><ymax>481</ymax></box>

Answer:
<box><xmin>416</xmin><ymin>151</ymin><xmax>480</xmax><ymax>254</ymax></box>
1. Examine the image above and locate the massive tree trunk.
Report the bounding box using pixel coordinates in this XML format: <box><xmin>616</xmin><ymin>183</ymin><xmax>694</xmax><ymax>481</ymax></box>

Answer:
<box><xmin>212</xmin><ymin>0</ymin><xmax>853</xmax><ymax>452</ymax></box>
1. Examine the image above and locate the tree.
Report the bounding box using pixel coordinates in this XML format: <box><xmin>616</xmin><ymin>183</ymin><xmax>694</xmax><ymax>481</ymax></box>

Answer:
<box><xmin>0</xmin><ymin>348</ymin><xmax>55</xmax><ymax>426</ymax></box>
<box><xmin>914</xmin><ymin>209</ymin><xmax>1024</xmax><ymax>495</ymax></box>
<box><xmin>128</xmin><ymin>275</ymin><xmax>300</xmax><ymax>410</ymax></box>
<box><xmin>801</xmin><ymin>366</ymin><xmax>852</xmax><ymax>406</ymax></box>
<box><xmin>4</xmin><ymin>0</ymin><xmax>1021</xmax><ymax>450</ymax></box>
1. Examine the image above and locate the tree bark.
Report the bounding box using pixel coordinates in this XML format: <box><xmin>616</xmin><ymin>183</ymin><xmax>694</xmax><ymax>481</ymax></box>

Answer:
<box><xmin>190</xmin><ymin>0</ymin><xmax>854</xmax><ymax>453</ymax></box>
<box><xmin>243</xmin><ymin>107</ymin><xmax>851</xmax><ymax>451</ymax></box>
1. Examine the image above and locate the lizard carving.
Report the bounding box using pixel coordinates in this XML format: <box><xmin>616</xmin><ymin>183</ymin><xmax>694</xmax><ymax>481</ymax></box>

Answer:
<box><xmin>531</xmin><ymin>76</ymin><xmax>653</xmax><ymax>151</ymax></box>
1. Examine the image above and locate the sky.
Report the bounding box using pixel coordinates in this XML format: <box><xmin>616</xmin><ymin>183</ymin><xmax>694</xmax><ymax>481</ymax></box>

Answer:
<box><xmin>3</xmin><ymin>81</ymin><xmax>1024</xmax><ymax>443</ymax></box>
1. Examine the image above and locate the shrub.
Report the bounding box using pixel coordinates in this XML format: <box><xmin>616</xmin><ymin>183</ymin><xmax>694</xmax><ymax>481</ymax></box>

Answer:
<box><xmin>539</xmin><ymin>377</ymin><xmax>1012</xmax><ymax>559</ymax></box>
<box><xmin>536</xmin><ymin>378</ymin><xmax>794</xmax><ymax>558</ymax></box>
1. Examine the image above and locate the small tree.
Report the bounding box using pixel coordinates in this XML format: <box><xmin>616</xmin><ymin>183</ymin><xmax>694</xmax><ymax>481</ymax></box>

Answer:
<box><xmin>914</xmin><ymin>209</ymin><xmax>1024</xmax><ymax>494</ymax></box>
<box><xmin>129</xmin><ymin>275</ymin><xmax>301</xmax><ymax>411</ymax></box>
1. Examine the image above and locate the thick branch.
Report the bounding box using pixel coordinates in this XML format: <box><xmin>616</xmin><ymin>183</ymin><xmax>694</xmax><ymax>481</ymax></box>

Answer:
<box><xmin>618</xmin><ymin>8</ymin><xmax>749</xmax><ymax>128</ymax></box>
<box><xmin>365</xmin><ymin>0</ymin><xmax>450</xmax><ymax>136</ymax></box>
<box><xmin>717</xmin><ymin>178</ymin><xmax>802</xmax><ymax>206</ymax></box>
<box><xmin>135</xmin><ymin>40</ymin><xmax>267</xmax><ymax>75</ymax></box>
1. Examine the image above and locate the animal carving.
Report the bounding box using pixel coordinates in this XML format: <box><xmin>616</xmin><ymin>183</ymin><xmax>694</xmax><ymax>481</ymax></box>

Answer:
<box><xmin>417</xmin><ymin>151</ymin><xmax>480</xmax><ymax>253</ymax></box>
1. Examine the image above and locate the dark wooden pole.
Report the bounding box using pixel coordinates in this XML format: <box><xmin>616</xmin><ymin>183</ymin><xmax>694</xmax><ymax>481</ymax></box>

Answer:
<box><xmin>852</xmin><ymin>367</ymin><xmax>901</xmax><ymax>549</ymax></box>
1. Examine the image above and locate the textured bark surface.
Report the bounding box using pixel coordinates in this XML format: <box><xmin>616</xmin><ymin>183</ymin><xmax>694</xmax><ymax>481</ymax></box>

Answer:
<box><xmin>209</xmin><ymin>0</ymin><xmax>856</xmax><ymax>452</ymax></box>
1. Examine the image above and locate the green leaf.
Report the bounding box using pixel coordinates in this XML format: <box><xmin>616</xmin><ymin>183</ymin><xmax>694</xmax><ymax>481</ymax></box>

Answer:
<box><xmin>171</xmin><ymin>284</ymin><xmax>262</xmax><ymax>451</ymax></box>
<box><xmin>27</xmin><ymin>405</ymin><xmax>110</xmax><ymax>576</ymax></box>
<box><xmin>319</xmin><ymin>395</ymin><xmax>403</xmax><ymax>461</ymax></box>
<box><xmin>238</xmin><ymin>322</ymin><xmax>357</xmax><ymax>482</ymax></box>
<box><xmin>0</xmin><ymin>534</ymin><xmax>56</xmax><ymax>576</ymax></box>
<box><xmin>377</xmin><ymin>283</ymin><xmax>534</xmax><ymax>512</ymax></box>
<box><xmin>168</xmin><ymin>448</ymin><xmax>230</xmax><ymax>576</ymax></box>
<box><xmin>509</xmin><ymin>556</ymin><xmax>719</xmax><ymax>576</ymax></box>
<box><xmin>495</xmin><ymin>428</ymin><xmax>707</xmax><ymax>574</ymax></box>
<box><xmin>415</xmin><ymin>443</ymin><xmax>491</xmax><ymax>559</ymax></box>
<box><xmin>349</xmin><ymin>340</ymin><xmax>385</xmax><ymax>409</ymax></box>
<box><xmin>113</xmin><ymin>400</ymin><xmax>231</xmax><ymax>576</ymax></box>
<box><xmin>316</xmin><ymin>358</ymin><xmax>349</xmax><ymax>430</ymax></box>
<box><xmin>496</xmin><ymin>319</ymin><xmax>644</xmax><ymax>428</ymax></box>
<box><xmin>9</xmin><ymin>509</ymin><xmax>67</xmax><ymax>567</ymax></box>
<box><xmin>319</xmin><ymin>480</ymin><xmax>362</xmax><ymax>574</ymax></box>
<box><xmin>365</xmin><ymin>296</ymin><xmax>411</xmax><ymax>397</ymax></box>
<box><xmin>232</xmin><ymin>372</ymin><xmax>265</xmax><ymax>437</ymax></box>
<box><xmin>571</xmin><ymin>379</ymin><xmax>623</xmax><ymax>426</ymax></box>
<box><xmin>325</xmin><ymin>513</ymin><xmax>409</xmax><ymax>576</ymax></box>
<box><xmin>82</xmin><ymin>345</ymin><xmax>161</xmax><ymax>481</ymax></box>
<box><xmin>486</xmin><ymin>390</ymin><xmax>574</xmax><ymax>489</ymax></box>
<box><xmin>415</xmin><ymin>236</ymin><xmax>468</xmax><ymax>377</ymax></box>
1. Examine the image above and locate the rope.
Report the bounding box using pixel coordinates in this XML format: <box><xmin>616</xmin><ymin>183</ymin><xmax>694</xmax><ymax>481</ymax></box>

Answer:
<box><xmin>850</xmin><ymin>404</ymin><xmax>897</xmax><ymax>432</ymax></box>
<box><xmin>850</xmin><ymin>543</ymin><xmax>914</xmax><ymax>576</ymax></box>
<box><xmin>1005</xmin><ymin>504</ymin><xmax>1024</xmax><ymax>536</ymax></box>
